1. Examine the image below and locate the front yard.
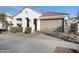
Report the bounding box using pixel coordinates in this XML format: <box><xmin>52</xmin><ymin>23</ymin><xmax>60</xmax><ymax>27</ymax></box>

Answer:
<box><xmin>45</xmin><ymin>31</ymin><xmax>79</xmax><ymax>44</ymax></box>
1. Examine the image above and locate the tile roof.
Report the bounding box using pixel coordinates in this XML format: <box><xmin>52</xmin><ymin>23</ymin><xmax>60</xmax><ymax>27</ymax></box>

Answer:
<box><xmin>41</xmin><ymin>12</ymin><xmax>68</xmax><ymax>16</ymax></box>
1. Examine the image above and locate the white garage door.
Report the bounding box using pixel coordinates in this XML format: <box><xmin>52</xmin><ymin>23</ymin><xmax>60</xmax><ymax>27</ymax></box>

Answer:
<box><xmin>40</xmin><ymin>19</ymin><xmax>63</xmax><ymax>33</ymax></box>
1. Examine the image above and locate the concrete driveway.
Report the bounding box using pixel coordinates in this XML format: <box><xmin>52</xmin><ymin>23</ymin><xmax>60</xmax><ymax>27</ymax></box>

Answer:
<box><xmin>0</xmin><ymin>33</ymin><xmax>79</xmax><ymax>53</ymax></box>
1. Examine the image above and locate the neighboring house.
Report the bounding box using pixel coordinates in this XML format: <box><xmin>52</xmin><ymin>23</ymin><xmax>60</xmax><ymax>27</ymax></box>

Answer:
<box><xmin>13</xmin><ymin>8</ymin><xmax>69</xmax><ymax>33</ymax></box>
<box><xmin>0</xmin><ymin>13</ymin><xmax>13</xmax><ymax>30</ymax></box>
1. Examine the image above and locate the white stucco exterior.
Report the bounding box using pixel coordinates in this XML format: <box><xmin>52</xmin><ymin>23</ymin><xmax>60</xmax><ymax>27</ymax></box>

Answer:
<box><xmin>12</xmin><ymin>8</ymin><xmax>69</xmax><ymax>33</ymax></box>
<box><xmin>64</xmin><ymin>17</ymin><xmax>69</xmax><ymax>33</ymax></box>
<box><xmin>13</xmin><ymin>8</ymin><xmax>42</xmax><ymax>33</ymax></box>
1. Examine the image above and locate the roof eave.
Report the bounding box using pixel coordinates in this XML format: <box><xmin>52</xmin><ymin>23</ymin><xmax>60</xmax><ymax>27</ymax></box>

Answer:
<box><xmin>40</xmin><ymin>15</ymin><xmax>68</xmax><ymax>20</ymax></box>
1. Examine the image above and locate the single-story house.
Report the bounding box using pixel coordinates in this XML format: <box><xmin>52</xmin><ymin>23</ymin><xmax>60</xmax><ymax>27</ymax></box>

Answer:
<box><xmin>13</xmin><ymin>8</ymin><xmax>69</xmax><ymax>33</ymax></box>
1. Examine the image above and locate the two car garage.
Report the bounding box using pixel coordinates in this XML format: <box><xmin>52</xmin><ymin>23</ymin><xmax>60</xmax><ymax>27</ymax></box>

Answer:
<box><xmin>40</xmin><ymin>18</ymin><xmax>64</xmax><ymax>33</ymax></box>
<box><xmin>39</xmin><ymin>12</ymin><xmax>68</xmax><ymax>33</ymax></box>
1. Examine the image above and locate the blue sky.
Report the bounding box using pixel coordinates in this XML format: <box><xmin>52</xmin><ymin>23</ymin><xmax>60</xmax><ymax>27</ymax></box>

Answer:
<box><xmin>0</xmin><ymin>6</ymin><xmax>79</xmax><ymax>17</ymax></box>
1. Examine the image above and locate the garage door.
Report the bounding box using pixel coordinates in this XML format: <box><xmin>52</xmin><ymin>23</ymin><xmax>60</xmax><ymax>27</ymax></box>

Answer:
<box><xmin>40</xmin><ymin>19</ymin><xmax>63</xmax><ymax>33</ymax></box>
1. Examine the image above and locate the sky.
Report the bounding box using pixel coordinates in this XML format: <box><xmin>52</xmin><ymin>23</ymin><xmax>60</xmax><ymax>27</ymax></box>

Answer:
<box><xmin>0</xmin><ymin>6</ymin><xmax>79</xmax><ymax>17</ymax></box>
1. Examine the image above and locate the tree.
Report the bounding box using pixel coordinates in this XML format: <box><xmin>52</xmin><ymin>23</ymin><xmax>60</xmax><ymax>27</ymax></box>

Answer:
<box><xmin>0</xmin><ymin>13</ymin><xmax>6</xmax><ymax>29</ymax></box>
<box><xmin>0</xmin><ymin>13</ymin><xmax>6</xmax><ymax>22</ymax></box>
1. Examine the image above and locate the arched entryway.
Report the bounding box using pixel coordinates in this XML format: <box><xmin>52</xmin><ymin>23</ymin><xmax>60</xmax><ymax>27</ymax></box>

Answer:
<box><xmin>26</xmin><ymin>18</ymin><xmax>30</xmax><ymax>27</ymax></box>
<box><xmin>34</xmin><ymin>19</ymin><xmax>37</xmax><ymax>31</ymax></box>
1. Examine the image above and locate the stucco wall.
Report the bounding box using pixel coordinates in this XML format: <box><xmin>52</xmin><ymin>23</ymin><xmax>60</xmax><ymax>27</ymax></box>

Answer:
<box><xmin>13</xmin><ymin>8</ymin><xmax>42</xmax><ymax>33</ymax></box>
<box><xmin>0</xmin><ymin>22</ymin><xmax>2</xmax><ymax>29</ymax></box>
<box><xmin>6</xmin><ymin>17</ymin><xmax>13</xmax><ymax>23</ymax></box>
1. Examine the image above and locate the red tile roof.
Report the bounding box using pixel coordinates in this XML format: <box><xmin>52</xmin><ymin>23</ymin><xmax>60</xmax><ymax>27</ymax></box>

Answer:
<box><xmin>42</xmin><ymin>12</ymin><xmax>68</xmax><ymax>16</ymax></box>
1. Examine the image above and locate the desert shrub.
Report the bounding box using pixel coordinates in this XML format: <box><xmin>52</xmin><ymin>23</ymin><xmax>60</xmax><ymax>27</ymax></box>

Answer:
<box><xmin>10</xmin><ymin>27</ymin><xmax>17</xmax><ymax>33</ymax></box>
<box><xmin>25</xmin><ymin>27</ymin><xmax>32</xmax><ymax>34</ymax></box>
<box><xmin>10</xmin><ymin>27</ymin><xmax>23</xmax><ymax>33</ymax></box>
<box><xmin>16</xmin><ymin>27</ymin><xmax>23</xmax><ymax>32</ymax></box>
<box><xmin>55</xmin><ymin>26</ymin><xmax>62</xmax><ymax>32</ymax></box>
<box><xmin>70</xmin><ymin>23</ymin><xmax>77</xmax><ymax>33</ymax></box>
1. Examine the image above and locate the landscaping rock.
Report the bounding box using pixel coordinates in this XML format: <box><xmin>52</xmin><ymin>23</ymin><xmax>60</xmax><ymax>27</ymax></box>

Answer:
<box><xmin>49</xmin><ymin>32</ymin><xmax>79</xmax><ymax>44</ymax></box>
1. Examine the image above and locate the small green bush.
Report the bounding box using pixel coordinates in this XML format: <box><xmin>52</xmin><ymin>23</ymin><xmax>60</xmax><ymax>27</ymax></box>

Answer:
<box><xmin>70</xmin><ymin>23</ymin><xmax>77</xmax><ymax>33</ymax></box>
<box><xmin>25</xmin><ymin>27</ymin><xmax>32</xmax><ymax>34</ymax></box>
<box><xmin>10</xmin><ymin>27</ymin><xmax>23</xmax><ymax>33</ymax></box>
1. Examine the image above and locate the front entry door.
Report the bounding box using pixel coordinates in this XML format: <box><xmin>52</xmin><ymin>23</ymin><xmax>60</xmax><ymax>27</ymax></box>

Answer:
<box><xmin>26</xmin><ymin>18</ymin><xmax>30</xmax><ymax>27</ymax></box>
<box><xmin>34</xmin><ymin>19</ymin><xmax>37</xmax><ymax>31</ymax></box>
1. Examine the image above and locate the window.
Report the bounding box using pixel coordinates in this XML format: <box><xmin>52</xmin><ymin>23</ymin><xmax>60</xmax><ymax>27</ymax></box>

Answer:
<box><xmin>16</xmin><ymin>18</ymin><xmax>22</xmax><ymax>21</ymax></box>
